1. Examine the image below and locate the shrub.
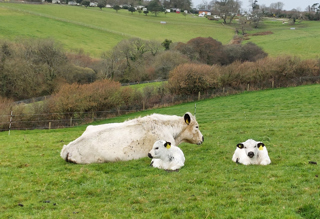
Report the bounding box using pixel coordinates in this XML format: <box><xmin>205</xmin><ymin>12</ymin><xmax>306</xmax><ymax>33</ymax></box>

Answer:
<box><xmin>153</xmin><ymin>50</ymin><xmax>189</xmax><ymax>79</ymax></box>
<box><xmin>223</xmin><ymin>42</ymin><xmax>267</xmax><ymax>64</ymax></box>
<box><xmin>46</xmin><ymin>79</ymin><xmax>122</xmax><ymax>117</ymax></box>
<box><xmin>168</xmin><ymin>63</ymin><xmax>215</xmax><ymax>95</ymax></box>
<box><xmin>175</xmin><ymin>37</ymin><xmax>227</xmax><ymax>65</ymax></box>
<box><xmin>0</xmin><ymin>96</ymin><xmax>13</xmax><ymax>131</ymax></box>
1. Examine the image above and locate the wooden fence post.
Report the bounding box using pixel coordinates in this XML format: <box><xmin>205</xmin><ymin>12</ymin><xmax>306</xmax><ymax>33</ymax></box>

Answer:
<box><xmin>70</xmin><ymin>117</ymin><xmax>73</xmax><ymax>127</ymax></box>
<box><xmin>247</xmin><ymin>84</ymin><xmax>250</xmax><ymax>91</ymax></box>
<box><xmin>49</xmin><ymin>122</ymin><xmax>51</xmax><ymax>130</ymax></box>
<box><xmin>8</xmin><ymin>111</ymin><xmax>13</xmax><ymax>135</ymax></box>
<box><xmin>198</xmin><ymin>92</ymin><xmax>201</xmax><ymax>100</ymax></box>
<box><xmin>272</xmin><ymin>80</ymin><xmax>274</xmax><ymax>88</ymax></box>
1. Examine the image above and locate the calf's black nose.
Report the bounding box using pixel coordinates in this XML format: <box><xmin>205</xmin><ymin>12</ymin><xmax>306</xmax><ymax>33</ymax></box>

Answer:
<box><xmin>148</xmin><ymin>153</ymin><xmax>153</xmax><ymax>159</ymax></box>
<box><xmin>248</xmin><ymin>152</ymin><xmax>254</xmax><ymax>158</ymax></box>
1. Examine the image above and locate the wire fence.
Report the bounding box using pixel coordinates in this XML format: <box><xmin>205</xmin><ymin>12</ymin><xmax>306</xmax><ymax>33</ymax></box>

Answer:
<box><xmin>0</xmin><ymin>109</ymin><xmax>137</xmax><ymax>132</ymax></box>
<box><xmin>2</xmin><ymin>75</ymin><xmax>320</xmax><ymax>132</ymax></box>
<box><xmin>0</xmin><ymin>92</ymin><xmax>205</xmax><ymax>132</ymax></box>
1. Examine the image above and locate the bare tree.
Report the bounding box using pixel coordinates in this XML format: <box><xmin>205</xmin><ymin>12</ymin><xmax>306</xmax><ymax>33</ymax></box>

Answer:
<box><xmin>214</xmin><ymin>0</ymin><xmax>242</xmax><ymax>24</ymax></box>
<box><xmin>288</xmin><ymin>9</ymin><xmax>302</xmax><ymax>24</ymax></box>
<box><xmin>197</xmin><ymin>0</ymin><xmax>212</xmax><ymax>9</ymax></box>
<box><xmin>248</xmin><ymin>0</ymin><xmax>263</xmax><ymax>28</ymax></box>
<box><xmin>269</xmin><ymin>1</ymin><xmax>284</xmax><ymax>16</ymax></box>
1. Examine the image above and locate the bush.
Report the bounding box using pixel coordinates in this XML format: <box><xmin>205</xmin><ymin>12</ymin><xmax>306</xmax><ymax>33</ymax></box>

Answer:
<box><xmin>0</xmin><ymin>39</ymin><xmax>99</xmax><ymax>100</ymax></box>
<box><xmin>153</xmin><ymin>50</ymin><xmax>189</xmax><ymax>79</ymax></box>
<box><xmin>175</xmin><ymin>37</ymin><xmax>227</xmax><ymax>65</ymax></box>
<box><xmin>46</xmin><ymin>79</ymin><xmax>122</xmax><ymax>116</ymax></box>
<box><xmin>223</xmin><ymin>42</ymin><xmax>267</xmax><ymax>64</ymax></box>
<box><xmin>168</xmin><ymin>63</ymin><xmax>215</xmax><ymax>95</ymax></box>
<box><xmin>0</xmin><ymin>96</ymin><xmax>13</xmax><ymax>131</ymax></box>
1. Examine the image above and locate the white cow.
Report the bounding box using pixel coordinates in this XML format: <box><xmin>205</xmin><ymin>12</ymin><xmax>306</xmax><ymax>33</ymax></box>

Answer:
<box><xmin>60</xmin><ymin>112</ymin><xmax>204</xmax><ymax>164</ymax></box>
<box><xmin>148</xmin><ymin>140</ymin><xmax>185</xmax><ymax>170</ymax></box>
<box><xmin>232</xmin><ymin>139</ymin><xmax>271</xmax><ymax>165</ymax></box>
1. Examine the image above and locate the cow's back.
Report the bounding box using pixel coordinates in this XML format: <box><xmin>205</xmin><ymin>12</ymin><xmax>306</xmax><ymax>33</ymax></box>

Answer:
<box><xmin>61</xmin><ymin>121</ymin><xmax>175</xmax><ymax>164</ymax></box>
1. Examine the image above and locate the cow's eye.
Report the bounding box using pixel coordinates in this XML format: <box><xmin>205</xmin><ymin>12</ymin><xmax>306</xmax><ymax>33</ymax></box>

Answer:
<box><xmin>254</xmin><ymin>146</ymin><xmax>256</xmax><ymax>148</ymax></box>
<box><xmin>155</xmin><ymin>147</ymin><xmax>159</xmax><ymax>150</ymax></box>
<box><xmin>244</xmin><ymin>147</ymin><xmax>247</xmax><ymax>149</ymax></box>
<box><xmin>196</xmin><ymin>126</ymin><xmax>199</xmax><ymax>129</ymax></box>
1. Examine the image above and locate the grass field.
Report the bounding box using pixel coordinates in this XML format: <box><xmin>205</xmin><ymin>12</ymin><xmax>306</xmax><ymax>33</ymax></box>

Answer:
<box><xmin>1</xmin><ymin>3</ymin><xmax>320</xmax><ymax>59</ymax></box>
<box><xmin>0</xmin><ymin>3</ymin><xmax>234</xmax><ymax>57</ymax></box>
<box><xmin>245</xmin><ymin>18</ymin><xmax>320</xmax><ymax>59</ymax></box>
<box><xmin>1</xmin><ymin>84</ymin><xmax>320</xmax><ymax>218</ymax></box>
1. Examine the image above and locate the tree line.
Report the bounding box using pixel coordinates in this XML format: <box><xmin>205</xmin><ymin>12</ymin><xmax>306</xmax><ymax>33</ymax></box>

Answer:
<box><xmin>1</xmin><ymin>55</ymin><xmax>320</xmax><ymax>131</ymax></box>
<box><xmin>0</xmin><ymin>37</ymin><xmax>266</xmax><ymax>101</ymax></box>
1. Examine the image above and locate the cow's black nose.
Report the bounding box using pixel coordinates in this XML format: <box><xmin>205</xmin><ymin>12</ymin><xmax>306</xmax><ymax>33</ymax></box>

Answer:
<box><xmin>148</xmin><ymin>153</ymin><xmax>153</xmax><ymax>159</ymax></box>
<box><xmin>202</xmin><ymin>136</ymin><xmax>204</xmax><ymax>142</ymax></box>
<box><xmin>248</xmin><ymin>152</ymin><xmax>254</xmax><ymax>158</ymax></box>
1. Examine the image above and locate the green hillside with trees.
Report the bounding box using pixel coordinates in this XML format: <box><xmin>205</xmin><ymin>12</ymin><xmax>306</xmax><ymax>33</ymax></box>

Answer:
<box><xmin>1</xmin><ymin>2</ymin><xmax>320</xmax><ymax>59</ymax></box>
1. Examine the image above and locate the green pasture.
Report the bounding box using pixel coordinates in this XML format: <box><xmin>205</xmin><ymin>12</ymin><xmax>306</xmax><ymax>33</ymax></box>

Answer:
<box><xmin>128</xmin><ymin>81</ymin><xmax>167</xmax><ymax>91</ymax></box>
<box><xmin>245</xmin><ymin>18</ymin><xmax>320</xmax><ymax>59</ymax></box>
<box><xmin>0</xmin><ymin>3</ymin><xmax>234</xmax><ymax>57</ymax></box>
<box><xmin>2</xmin><ymin>3</ymin><xmax>320</xmax><ymax>59</ymax></box>
<box><xmin>1</xmin><ymin>84</ymin><xmax>320</xmax><ymax>218</ymax></box>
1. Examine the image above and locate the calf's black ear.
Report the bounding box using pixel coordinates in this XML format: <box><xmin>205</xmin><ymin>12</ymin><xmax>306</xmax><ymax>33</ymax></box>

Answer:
<box><xmin>164</xmin><ymin>142</ymin><xmax>171</xmax><ymax>149</ymax></box>
<box><xmin>237</xmin><ymin>143</ymin><xmax>244</xmax><ymax>149</ymax></box>
<box><xmin>257</xmin><ymin>142</ymin><xmax>265</xmax><ymax>150</ymax></box>
<box><xmin>184</xmin><ymin>113</ymin><xmax>191</xmax><ymax>125</ymax></box>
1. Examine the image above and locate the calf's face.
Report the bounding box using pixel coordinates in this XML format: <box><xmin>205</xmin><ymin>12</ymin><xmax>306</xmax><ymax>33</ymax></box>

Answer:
<box><xmin>237</xmin><ymin>140</ymin><xmax>265</xmax><ymax>159</ymax></box>
<box><xmin>148</xmin><ymin>140</ymin><xmax>171</xmax><ymax>159</ymax></box>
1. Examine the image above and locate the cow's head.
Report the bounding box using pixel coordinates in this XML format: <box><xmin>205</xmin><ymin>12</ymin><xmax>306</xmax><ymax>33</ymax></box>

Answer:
<box><xmin>148</xmin><ymin>140</ymin><xmax>171</xmax><ymax>159</ymax></box>
<box><xmin>177</xmin><ymin>112</ymin><xmax>204</xmax><ymax>145</ymax></box>
<box><xmin>237</xmin><ymin>139</ymin><xmax>264</xmax><ymax>159</ymax></box>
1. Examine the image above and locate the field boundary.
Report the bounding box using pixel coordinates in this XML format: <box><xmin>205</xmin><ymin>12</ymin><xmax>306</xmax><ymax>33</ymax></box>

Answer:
<box><xmin>2</xmin><ymin>74</ymin><xmax>320</xmax><ymax>132</ymax></box>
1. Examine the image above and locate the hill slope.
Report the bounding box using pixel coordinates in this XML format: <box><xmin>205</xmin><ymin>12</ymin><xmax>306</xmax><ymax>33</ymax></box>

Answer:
<box><xmin>0</xmin><ymin>3</ymin><xmax>234</xmax><ymax>56</ymax></box>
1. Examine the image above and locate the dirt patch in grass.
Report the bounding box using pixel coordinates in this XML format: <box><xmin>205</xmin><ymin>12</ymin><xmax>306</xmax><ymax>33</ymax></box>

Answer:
<box><xmin>229</xmin><ymin>36</ymin><xmax>251</xmax><ymax>44</ymax></box>
<box><xmin>246</xmin><ymin>31</ymin><xmax>274</xmax><ymax>36</ymax></box>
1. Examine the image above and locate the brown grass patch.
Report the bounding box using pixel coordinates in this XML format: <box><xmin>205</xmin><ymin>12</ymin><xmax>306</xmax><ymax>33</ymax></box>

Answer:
<box><xmin>246</xmin><ymin>31</ymin><xmax>273</xmax><ymax>36</ymax></box>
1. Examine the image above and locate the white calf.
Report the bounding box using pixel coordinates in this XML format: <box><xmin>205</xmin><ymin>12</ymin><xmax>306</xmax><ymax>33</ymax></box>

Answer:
<box><xmin>232</xmin><ymin>139</ymin><xmax>271</xmax><ymax>165</ymax></box>
<box><xmin>148</xmin><ymin>140</ymin><xmax>185</xmax><ymax>170</ymax></box>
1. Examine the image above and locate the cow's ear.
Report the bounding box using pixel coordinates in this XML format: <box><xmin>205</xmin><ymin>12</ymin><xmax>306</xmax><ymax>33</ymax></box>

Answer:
<box><xmin>257</xmin><ymin>143</ymin><xmax>265</xmax><ymax>151</ymax></box>
<box><xmin>164</xmin><ymin>142</ymin><xmax>171</xmax><ymax>149</ymax></box>
<box><xmin>184</xmin><ymin>113</ymin><xmax>191</xmax><ymax>125</ymax></box>
<box><xmin>237</xmin><ymin>143</ymin><xmax>244</xmax><ymax>149</ymax></box>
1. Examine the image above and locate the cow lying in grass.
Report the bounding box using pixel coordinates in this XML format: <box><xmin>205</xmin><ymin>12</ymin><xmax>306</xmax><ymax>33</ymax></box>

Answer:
<box><xmin>148</xmin><ymin>140</ymin><xmax>185</xmax><ymax>171</ymax></box>
<box><xmin>60</xmin><ymin>112</ymin><xmax>204</xmax><ymax>164</ymax></box>
<box><xmin>232</xmin><ymin>139</ymin><xmax>271</xmax><ymax>165</ymax></box>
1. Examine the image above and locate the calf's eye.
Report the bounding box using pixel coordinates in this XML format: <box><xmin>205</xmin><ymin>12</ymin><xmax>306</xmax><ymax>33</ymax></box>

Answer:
<box><xmin>155</xmin><ymin>147</ymin><xmax>159</xmax><ymax>150</ymax></box>
<box><xmin>196</xmin><ymin>126</ymin><xmax>199</xmax><ymax>129</ymax></box>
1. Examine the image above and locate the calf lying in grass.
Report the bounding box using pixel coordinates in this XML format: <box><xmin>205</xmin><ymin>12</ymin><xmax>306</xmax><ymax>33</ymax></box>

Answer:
<box><xmin>232</xmin><ymin>139</ymin><xmax>271</xmax><ymax>165</ymax></box>
<box><xmin>148</xmin><ymin>140</ymin><xmax>185</xmax><ymax>171</ymax></box>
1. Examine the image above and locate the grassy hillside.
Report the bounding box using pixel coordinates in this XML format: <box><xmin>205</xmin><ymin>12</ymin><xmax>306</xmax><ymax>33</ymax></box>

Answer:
<box><xmin>245</xmin><ymin>18</ymin><xmax>320</xmax><ymax>59</ymax></box>
<box><xmin>1</xmin><ymin>84</ymin><xmax>320</xmax><ymax>218</ymax></box>
<box><xmin>0</xmin><ymin>3</ymin><xmax>234</xmax><ymax>57</ymax></box>
<box><xmin>1</xmin><ymin>3</ymin><xmax>320</xmax><ymax>59</ymax></box>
